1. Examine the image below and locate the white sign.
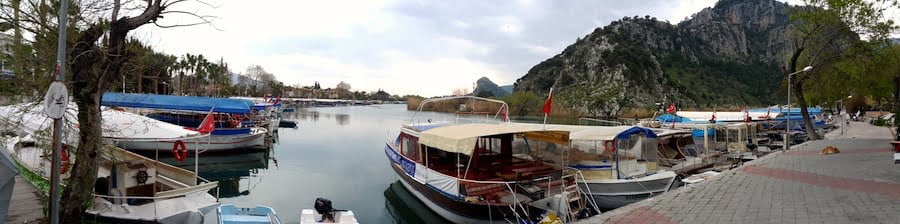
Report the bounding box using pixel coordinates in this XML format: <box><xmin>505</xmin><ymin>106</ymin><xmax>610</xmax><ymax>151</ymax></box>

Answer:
<box><xmin>43</xmin><ymin>81</ymin><xmax>68</xmax><ymax>119</ymax></box>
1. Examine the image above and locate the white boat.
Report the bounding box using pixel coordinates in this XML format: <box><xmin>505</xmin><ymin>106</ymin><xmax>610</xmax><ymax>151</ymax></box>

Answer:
<box><xmin>111</xmin><ymin>127</ymin><xmax>268</xmax><ymax>152</ymax></box>
<box><xmin>300</xmin><ymin>198</ymin><xmax>358</xmax><ymax>224</ymax></box>
<box><xmin>542</xmin><ymin>125</ymin><xmax>678</xmax><ymax>210</ymax></box>
<box><xmin>0</xmin><ymin>102</ymin><xmax>267</xmax><ymax>152</ymax></box>
<box><xmin>217</xmin><ymin>204</ymin><xmax>282</xmax><ymax>224</ymax></box>
<box><xmin>1</xmin><ymin>136</ymin><xmax>219</xmax><ymax>224</ymax></box>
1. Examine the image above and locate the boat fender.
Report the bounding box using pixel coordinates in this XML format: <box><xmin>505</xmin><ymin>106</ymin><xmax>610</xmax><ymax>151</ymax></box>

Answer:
<box><xmin>60</xmin><ymin>148</ymin><xmax>70</xmax><ymax>174</ymax></box>
<box><xmin>172</xmin><ymin>140</ymin><xmax>188</xmax><ymax>162</ymax></box>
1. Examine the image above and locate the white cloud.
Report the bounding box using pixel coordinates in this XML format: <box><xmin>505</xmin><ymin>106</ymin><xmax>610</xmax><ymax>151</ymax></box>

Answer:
<box><xmin>130</xmin><ymin>0</ymin><xmax>754</xmax><ymax>97</ymax></box>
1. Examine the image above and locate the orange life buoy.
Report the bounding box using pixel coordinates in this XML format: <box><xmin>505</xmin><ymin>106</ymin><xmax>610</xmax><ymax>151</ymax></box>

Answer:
<box><xmin>60</xmin><ymin>149</ymin><xmax>70</xmax><ymax>174</ymax></box>
<box><xmin>172</xmin><ymin>140</ymin><xmax>188</xmax><ymax>162</ymax></box>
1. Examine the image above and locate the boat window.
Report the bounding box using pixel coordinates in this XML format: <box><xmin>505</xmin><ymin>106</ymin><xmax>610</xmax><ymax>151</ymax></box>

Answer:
<box><xmin>401</xmin><ymin>136</ymin><xmax>418</xmax><ymax>160</ymax></box>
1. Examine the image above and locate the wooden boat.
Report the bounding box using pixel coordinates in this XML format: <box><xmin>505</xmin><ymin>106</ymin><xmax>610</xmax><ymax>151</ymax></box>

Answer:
<box><xmin>387</xmin><ymin>96</ymin><xmax>588</xmax><ymax>223</ymax></box>
<box><xmin>2</xmin><ymin>136</ymin><xmax>219</xmax><ymax>224</ymax></box>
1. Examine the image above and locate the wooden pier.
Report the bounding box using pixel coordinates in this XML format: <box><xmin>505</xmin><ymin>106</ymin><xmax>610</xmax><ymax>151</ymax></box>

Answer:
<box><xmin>7</xmin><ymin>175</ymin><xmax>44</xmax><ymax>223</ymax></box>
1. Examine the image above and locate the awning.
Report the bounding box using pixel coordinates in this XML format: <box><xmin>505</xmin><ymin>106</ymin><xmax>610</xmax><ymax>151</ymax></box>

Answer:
<box><xmin>102</xmin><ymin>93</ymin><xmax>253</xmax><ymax>114</ymax></box>
<box><xmin>418</xmin><ymin>123</ymin><xmax>563</xmax><ymax>156</ymax></box>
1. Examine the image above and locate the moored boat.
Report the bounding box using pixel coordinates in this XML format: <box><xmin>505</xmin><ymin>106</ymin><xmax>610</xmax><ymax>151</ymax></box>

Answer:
<box><xmin>217</xmin><ymin>204</ymin><xmax>282</xmax><ymax>224</ymax></box>
<box><xmin>532</xmin><ymin>125</ymin><xmax>677</xmax><ymax>211</ymax></box>
<box><xmin>387</xmin><ymin>96</ymin><xmax>590</xmax><ymax>223</ymax></box>
<box><xmin>1</xmin><ymin>135</ymin><xmax>219</xmax><ymax>224</ymax></box>
<box><xmin>101</xmin><ymin>93</ymin><xmax>268</xmax><ymax>151</ymax></box>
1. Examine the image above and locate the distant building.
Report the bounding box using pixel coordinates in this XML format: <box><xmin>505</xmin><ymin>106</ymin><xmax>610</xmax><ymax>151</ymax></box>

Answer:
<box><xmin>0</xmin><ymin>33</ymin><xmax>14</xmax><ymax>79</ymax></box>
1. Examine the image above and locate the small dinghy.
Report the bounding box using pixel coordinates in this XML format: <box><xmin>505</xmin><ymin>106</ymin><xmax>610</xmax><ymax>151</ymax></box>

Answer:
<box><xmin>300</xmin><ymin>198</ymin><xmax>358</xmax><ymax>224</ymax></box>
<box><xmin>279</xmin><ymin>120</ymin><xmax>298</xmax><ymax>128</ymax></box>
<box><xmin>217</xmin><ymin>204</ymin><xmax>282</xmax><ymax>224</ymax></box>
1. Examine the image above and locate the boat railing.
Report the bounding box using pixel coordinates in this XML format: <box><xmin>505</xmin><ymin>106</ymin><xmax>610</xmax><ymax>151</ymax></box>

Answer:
<box><xmin>409</xmin><ymin>96</ymin><xmax>509</xmax><ymax>125</ymax></box>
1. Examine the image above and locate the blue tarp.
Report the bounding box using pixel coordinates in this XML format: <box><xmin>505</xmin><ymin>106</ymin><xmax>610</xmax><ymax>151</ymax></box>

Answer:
<box><xmin>656</xmin><ymin>114</ymin><xmax>690</xmax><ymax>123</ymax></box>
<box><xmin>102</xmin><ymin>93</ymin><xmax>253</xmax><ymax>114</ymax></box>
<box><xmin>615</xmin><ymin>126</ymin><xmax>658</xmax><ymax>140</ymax></box>
<box><xmin>749</xmin><ymin>107</ymin><xmax>823</xmax><ymax>115</ymax></box>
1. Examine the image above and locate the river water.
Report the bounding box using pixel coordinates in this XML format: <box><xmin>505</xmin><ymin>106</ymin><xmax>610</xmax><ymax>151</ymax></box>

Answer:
<box><xmin>156</xmin><ymin>104</ymin><xmax>454</xmax><ymax>224</ymax></box>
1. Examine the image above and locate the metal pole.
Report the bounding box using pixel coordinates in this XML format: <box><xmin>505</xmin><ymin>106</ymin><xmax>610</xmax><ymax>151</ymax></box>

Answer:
<box><xmin>786</xmin><ymin>74</ymin><xmax>791</xmax><ymax>151</ymax></box>
<box><xmin>50</xmin><ymin>0</ymin><xmax>69</xmax><ymax>222</ymax></box>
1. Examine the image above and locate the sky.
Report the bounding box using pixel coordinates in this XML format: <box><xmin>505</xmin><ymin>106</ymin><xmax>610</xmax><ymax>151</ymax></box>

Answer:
<box><xmin>132</xmin><ymin>0</ymin><xmax>743</xmax><ymax>97</ymax></box>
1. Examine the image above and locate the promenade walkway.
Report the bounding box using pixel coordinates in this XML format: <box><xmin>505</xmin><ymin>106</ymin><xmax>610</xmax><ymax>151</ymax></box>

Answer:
<box><xmin>7</xmin><ymin>175</ymin><xmax>44</xmax><ymax>223</ymax></box>
<box><xmin>580</xmin><ymin>121</ymin><xmax>899</xmax><ymax>224</ymax></box>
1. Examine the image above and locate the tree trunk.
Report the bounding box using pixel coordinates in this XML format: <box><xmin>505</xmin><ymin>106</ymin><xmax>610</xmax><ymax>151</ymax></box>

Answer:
<box><xmin>793</xmin><ymin>80</ymin><xmax>821</xmax><ymax>140</ymax></box>
<box><xmin>61</xmin><ymin>92</ymin><xmax>103</xmax><ymax>223</ymax></box>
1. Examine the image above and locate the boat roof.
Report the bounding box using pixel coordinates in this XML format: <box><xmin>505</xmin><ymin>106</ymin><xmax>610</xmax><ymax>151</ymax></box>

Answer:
<box><xmin>102</xmin><ymin>93</ymin><xmax>253</xmax><ymax>114</ymax></box>
<box><xmin>417</xmin><ymin>123</ymin><xmax>657</xmax><ymax>155</ymax></box>
<box><xmin>418</xmin><ymin>123</ymin><xmax>566</xmax><ymax>156</ymax></box>
<box><xmin>0</xmin><ymin>102</ymin><xmax>202</xmax><ymax>143</ymax></box>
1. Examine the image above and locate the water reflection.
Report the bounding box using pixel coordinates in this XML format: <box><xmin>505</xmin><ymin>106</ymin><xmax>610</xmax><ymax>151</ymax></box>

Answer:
<box><xmin>335</xmin><ymin>114</ymin><xmax>350</xmax><ymax>126</ymax></box>
<box><xmin>383</xmin><ymin>181</ymin><xmax>451</xmax><ymax>224</ymax></box>
<box><xmin>151</xmin><ymin>148</ymin><xmax>272</xmax><ymax>198</ymax></box>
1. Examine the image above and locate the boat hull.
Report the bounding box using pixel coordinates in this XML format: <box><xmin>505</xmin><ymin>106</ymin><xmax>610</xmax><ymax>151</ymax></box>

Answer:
<box><xmin>578</xmin><ymin>171</ymin><xmax>676</xmax><ymax>210</ymax></box>
<box><xmin>390</xmin><ymin>164</ymin><xmax>529</xmax><ymax>224</ymax></box>
<box><xmin>385</xmin><ymin>143</ymin><xmax>545</xmax><ymax>223</ymax></box>
<box><xmin>113</xmin><ymin>130</ymin><xmax>267</xmax><ymax>152</ymax></box>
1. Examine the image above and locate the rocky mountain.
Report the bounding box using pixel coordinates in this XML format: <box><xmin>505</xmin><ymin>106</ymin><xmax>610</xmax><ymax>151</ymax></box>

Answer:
<box><xmin>514</xmin><ymin>0</ymin><xmax>794</xmax><ymax>117</ymax></box>
<box><xmin>472</xmin><ymin>77</ymin><xmax>511</xmax><ymax>97</ymax></box>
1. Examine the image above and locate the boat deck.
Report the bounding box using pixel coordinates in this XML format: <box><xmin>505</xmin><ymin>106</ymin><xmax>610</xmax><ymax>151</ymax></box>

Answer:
<box><xmin>7</xmin><ymin>175</ymin><xmax>45</xmax><ymax>223</ymax></box>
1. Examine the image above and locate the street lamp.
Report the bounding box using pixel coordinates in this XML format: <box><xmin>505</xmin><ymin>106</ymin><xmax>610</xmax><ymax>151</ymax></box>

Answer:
<box><xmin>786</xmin><ymin>66</ymin><xmax>813</xmax><ymax>151</ymax></box>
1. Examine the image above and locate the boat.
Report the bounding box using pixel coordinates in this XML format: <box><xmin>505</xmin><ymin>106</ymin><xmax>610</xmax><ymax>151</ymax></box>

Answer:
<box><xmin>217</xmin><ymin>204</ymin><xmax>282</xmax><ymax>224</ymax></box>
<box><xmin>217</xmin><ymin>198</ymin><xmax>358</xmax><ymax>224</ymax></box>
<box><xmin>1</xmin><ymin>135</ymin><xmax>219</xmax><ymax>224</ymax></box>
<box><xmin>387</xmin><ymin>96</ymin><xmax>589</xmax><ymax>223</ymax></box>
<box><xmin>299</xmin><ymin>198</ymin><xmax>359</xmax><ymax>224</ymax></box>
<box><xmin>0</xmin><ymin>102</ymin><xmax>265</xmax><ymax>152</ymax></box>
<box><xmin>101</xmin><ymin>93</ymin><xmax>268</xmax><ymax>151</ymax></box>
<box><xmin>533</xmin><ymin>125</ymin><xmax>678</xmax><ymax>211</ymax></box>
<box><xmin>279</xmin><ymin>119</ymin><xmax>298</xmax><ymax>128</ymax></box>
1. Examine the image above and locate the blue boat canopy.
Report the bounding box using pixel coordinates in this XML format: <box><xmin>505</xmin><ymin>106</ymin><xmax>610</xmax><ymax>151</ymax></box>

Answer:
<box><xmin>102</xmin><ymin>93</ymin><xmax>253</xmax><ymax>113</ymax></box>
<box><xmin>616</xmin><ymin>126</ymin><xmax>658</xmax><ymax>140</ymax></box>
<box><xmin>656</xmin><ymin>114</ymin><xmax>690</xmax><ymax>123</ymax></box>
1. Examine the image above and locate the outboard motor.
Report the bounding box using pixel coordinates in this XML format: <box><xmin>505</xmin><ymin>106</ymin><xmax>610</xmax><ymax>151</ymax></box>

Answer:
<box><xmin>314</xmin><ymin>197</ymin><xmax>335</xmax><ymax>222</ymax></box>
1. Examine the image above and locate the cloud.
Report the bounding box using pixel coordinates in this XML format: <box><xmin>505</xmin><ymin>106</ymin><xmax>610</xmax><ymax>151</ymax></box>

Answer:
<box><xmin>133</xmin><ymin>0</ymin><xmax>731</xmax><ymax>97</ymax></box>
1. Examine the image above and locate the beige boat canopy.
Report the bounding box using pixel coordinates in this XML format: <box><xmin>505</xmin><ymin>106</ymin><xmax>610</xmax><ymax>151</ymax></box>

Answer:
<box><xmin>418</xmin><ymin>123</ymin><xmax>571</xmax><ymax>156</ymax></box>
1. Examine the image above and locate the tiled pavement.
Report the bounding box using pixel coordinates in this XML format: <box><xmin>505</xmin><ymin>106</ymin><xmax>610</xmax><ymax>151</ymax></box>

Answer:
<box><xmin>580</xmin><ymin>122</ymin><xmax>900</xmax><ymax>224</ymax></box>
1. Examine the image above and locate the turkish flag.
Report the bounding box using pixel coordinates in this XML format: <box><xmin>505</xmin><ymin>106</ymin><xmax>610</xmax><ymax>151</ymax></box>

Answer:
<box><xmin>542</xmin><ymin>88</ymin><xmax>554</xmax><ymax>115</ymax></box>
<box><xmin>197</xmin><ymin>110</ymin><xmax>216</xmax><ymax>133</ymax></box>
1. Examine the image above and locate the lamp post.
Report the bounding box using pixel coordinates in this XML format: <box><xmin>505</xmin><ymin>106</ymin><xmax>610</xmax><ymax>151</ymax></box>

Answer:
<box><xmin>786</xmin><ymin>66</ymin><xmax>813</xmax><ymax>151</ymax></box>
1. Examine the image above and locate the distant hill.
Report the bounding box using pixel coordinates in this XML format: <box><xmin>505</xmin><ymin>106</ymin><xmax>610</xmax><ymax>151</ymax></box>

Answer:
<box><xmin>472</xmin><ymin>77</ymin><xmax>510</xmax><ymax>97</ymax></box>
<box><xmin>499</xmin><ymin>85</ymin><xmax>514</xmax><ymax>94</ymax></box>
<box><xmin>514</xmin><ymin>0</ymin><xmax>807</xmax><ymax>117</ymax></box>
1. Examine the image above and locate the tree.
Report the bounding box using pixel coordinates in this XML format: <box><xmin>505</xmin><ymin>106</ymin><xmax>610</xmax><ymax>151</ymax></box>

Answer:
<box><xmin>502</xmin><ymin>91</ymin><xmax>541</xmax><ymax>116</ymax></box>
<box><xmin>786</xmin><ymin>0</ymin><xmax>897</xmax><ymax>139</ymax></box>
<box><xmin>452</xmin><ymin>88</ymin><xmax>469</xmax><ymax>96</ymax></box>
<box><xmin>1</xmin><ymin>0</ymin><xmax>217</xmax><ymax>221</ymax></box>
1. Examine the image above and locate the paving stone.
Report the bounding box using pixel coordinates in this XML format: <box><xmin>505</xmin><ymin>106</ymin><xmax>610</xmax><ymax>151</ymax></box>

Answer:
<box><xmin>578</xmin><ymin>121</ymin><xmax>899</xmax><ymax>224</ymax></box>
